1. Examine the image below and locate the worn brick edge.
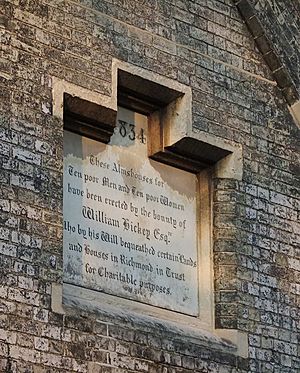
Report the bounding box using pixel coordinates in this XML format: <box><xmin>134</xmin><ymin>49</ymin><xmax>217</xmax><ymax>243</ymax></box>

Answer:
<box><xmin>233</xmin><ymin>0</ymin><xmax>299</xmax><ymax>106</ymax></box>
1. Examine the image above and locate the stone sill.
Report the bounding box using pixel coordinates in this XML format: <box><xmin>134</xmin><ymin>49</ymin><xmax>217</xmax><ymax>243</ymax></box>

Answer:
<box><xmin>59</xmin><ymin>283</ymin><xmax>247</xmax><ymax>358</ymax></box>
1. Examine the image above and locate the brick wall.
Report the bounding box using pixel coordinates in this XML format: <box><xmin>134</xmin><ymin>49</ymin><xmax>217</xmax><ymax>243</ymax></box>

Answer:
<box><xmin>0</xmin><ymin>0</ymin><xmax>299</xmax><ymax>372</ymax></box>
<box><xmin>253</xmin><ymin>0</ymin><xmax>300</xmax><ymax>96</ymax></box>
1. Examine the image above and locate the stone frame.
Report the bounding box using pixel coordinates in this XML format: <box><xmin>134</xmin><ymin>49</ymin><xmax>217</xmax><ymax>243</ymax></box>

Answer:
<box><xmin>51</xmin><ymin>59</ymin><xmax>247</xmax><ymax>357</ymax></box>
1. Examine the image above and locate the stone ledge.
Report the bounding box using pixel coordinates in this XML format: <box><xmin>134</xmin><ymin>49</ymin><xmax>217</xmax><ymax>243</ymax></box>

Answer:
<box><xmin>62</xmin><ymin>283</ymin><xmax>241</xmax><ymax>357</ymax></box>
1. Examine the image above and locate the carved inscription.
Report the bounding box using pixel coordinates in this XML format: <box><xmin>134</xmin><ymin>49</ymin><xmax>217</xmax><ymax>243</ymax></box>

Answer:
<box><xmin>63</xmin><ymin>107</ymin><xmax>199</xmax><ymax>315</ymax></box>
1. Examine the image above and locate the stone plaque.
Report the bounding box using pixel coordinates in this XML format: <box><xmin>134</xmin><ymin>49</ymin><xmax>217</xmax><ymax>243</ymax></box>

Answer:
<box><xmin>63</xmin><ymin>107</ymin><xmax>199</xmax><ymax>315</ymax></box>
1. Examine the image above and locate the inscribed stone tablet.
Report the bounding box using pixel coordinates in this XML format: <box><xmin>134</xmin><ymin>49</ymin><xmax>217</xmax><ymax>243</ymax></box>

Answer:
<box><xmin>63</xmin><ymin>107</ymin><xmax>199</xmax><ymax>315</ymax></box>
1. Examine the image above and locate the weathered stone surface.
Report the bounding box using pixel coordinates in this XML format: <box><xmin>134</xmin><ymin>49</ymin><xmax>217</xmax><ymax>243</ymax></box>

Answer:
<box><xmin>63</xmin><ymin>108</ymin><xmax>199</xmax><ymax>315</ymax></box>
<box><xmin>0</xmin><ymin>0</ymin><xmax>299</xmax><ymax>372</ymax></box>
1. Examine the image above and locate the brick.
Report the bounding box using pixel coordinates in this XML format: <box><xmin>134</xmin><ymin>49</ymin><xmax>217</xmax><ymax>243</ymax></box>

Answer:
<box><xmin>8</xmin><ymin>288</ymin><xmax>39</xmax><ymax>306</ymax></box>
<box><xmin>40</xmin><ymin>325</ymin><xmax>62</xmax><ymax>340</ymax></box>
<box><xmin>0</xmin><ymin>328</ymin><xmax>17</xmax><ymax>344</ymax></box>
<box><xmin>0</xmin><ymin>227</ymin><xmax>10</xmax><ymax>241</ymax></box>
<box><xmin>34</xmin><ymin>337</ymin><xmax>49</xmax><ymax>351</ymax></box>
<box><xmin>0</xmin><ymin>140</ymin><xmax>11</xmax><ymax>157</ymax></box>
<box><xmin>12</xmin><ymin>147</ymin><xmax>41</xmax><ymax>165</ymax></box>
<box><xmin>10</xmin><ymin>345</ymin><xmax>40</xmax><ymax>363</ymax></box>
<box><xmin>0</xmin><ymin>342</ymin><xmax>8</xmax><ymax>357</ymax></box>
<box><xmin>190</xmin><ymin>26</ymin><xmax>214</xmax><ymax>45</ymax></box>
<box><xmin>0</xmin><ymin>1</ymin><xmax>299</xmax><ymax>372</ymax></box>
<box><xmin>33</xmin><ymin>308</ymin><xmax>49</xmax><ymax>323</ymax></box>
<box><xmin>0</xmin><ymin>241</ymin><xmax>16</xmax><ymax>256</ymax></box>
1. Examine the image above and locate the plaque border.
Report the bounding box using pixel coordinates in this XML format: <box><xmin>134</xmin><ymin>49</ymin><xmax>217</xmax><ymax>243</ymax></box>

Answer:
<box><xmin>51</xmin><ymin>60</ymin><xmax>247</xmax><ymax>357</ymax></box>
